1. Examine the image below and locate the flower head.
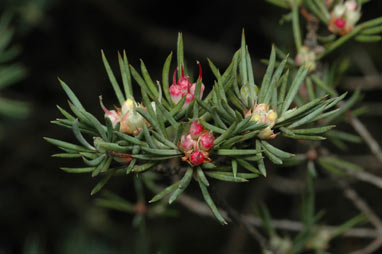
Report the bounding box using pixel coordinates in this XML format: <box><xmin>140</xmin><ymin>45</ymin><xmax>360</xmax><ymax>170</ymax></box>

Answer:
<box><xmin>169</xmin><ymin>63</ymin><xmax>205</xmax><ymax>108</ymax></box>
<box><xmin>246</xmin><ymin>103</ymin><xmax>278</xmax><ymax>140</ymax></box>
<box><xmin>178</xmin><ymin>120</ymin><xmax>214</xmax><ymax>166</ymax></box>
<box><xmin>329</xmin><ymin>0</ymin><xmax>361</xmax><ymax>35</ymax></box>
<box><xmin>101</xmin><ymin>98</ymin><xmax>147</xmax><ymax>136</ymax></box>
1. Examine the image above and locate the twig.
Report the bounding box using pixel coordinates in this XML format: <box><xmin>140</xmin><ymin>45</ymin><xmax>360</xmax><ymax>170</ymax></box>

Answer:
<box><xmin>347</xmin><ymin>112</ymin><xmax>382</xmax><ymax>164</ymax></box>
<box><xmin>341</xmin><ymin>75</ymin><xmax>382</xmax><ymax>91</ymax></box>
<box><xmin>175</xmin><ymin>192</ymin><xmax>378</xmax><ymax>239</ymax></box>
<box><xmin>209</xmin><ymin>186</ymin><xmax>277</xmax><ymax>253</ymax></box>
<box><xmin>340</xmin><ymin>167</ymin><xmax>382</xmax><ymax>189</ymax></box>
<box><xmin>336</xmin><ymin>179</ymin><xmax>382</xmax><ymax>254</ymax></box>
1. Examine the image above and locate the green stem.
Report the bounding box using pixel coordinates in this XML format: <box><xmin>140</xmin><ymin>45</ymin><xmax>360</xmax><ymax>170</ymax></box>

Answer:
<box><xmin>292</xmin><ymin>0</ymin><xmax>302</xmax><ymax>52</ymax></box>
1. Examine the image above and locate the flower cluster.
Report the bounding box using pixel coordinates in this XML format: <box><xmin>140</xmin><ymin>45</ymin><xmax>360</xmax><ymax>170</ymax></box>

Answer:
<box><xmin>245</xmin><ymin>103</ymin><xmax>278</xmax><ymax>139</ymax></box>
<box><xmin>328</xmin><ymin>0</ymin><xmax>361</xmax><ymax>35</ymax></box>
<box><xmin>295</xmin><ymin>46</ymin><xmax>324</xmax><ymax>72</ymax></box>
<box><xmin>178</xmin><ymin>120</ymin><xmax>214</xmax><ymax>166</ymax></box>
<box><xmin>169</xmin><ymin>64</ymin><xmax>205</xmax><ymax>108</ymax></box>
<box><xmin>101</xmin><ymin>98</ymin><xmax>147</xmax><ymax>136</ymax></box>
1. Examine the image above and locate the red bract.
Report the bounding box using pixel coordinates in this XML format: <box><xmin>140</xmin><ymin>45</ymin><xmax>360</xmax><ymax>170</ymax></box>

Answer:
<box><xmin>190</xmin><ymin>151</ymin><xmax>205</xmax><ymax>166</ymax></box>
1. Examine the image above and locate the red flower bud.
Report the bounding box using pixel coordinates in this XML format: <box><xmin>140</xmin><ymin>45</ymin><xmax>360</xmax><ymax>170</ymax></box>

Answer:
<box><xmin>190</xmin><ymin>120</ymin><xmax>204</xmax><ymax>139</ymax></box>
<box><xmin>334</xmin><ymin>18</ymin><xmax>346</xmax><ymax>28</ymax></box>
<box><xmin>200</xmin><ymin>132</ymin><xmax>214</xmax><ymax>151</ymax></box>
<box><xmin>179</xmin><ymin>133</ymin><xmax>196</xmax><ymax>151</ymax></box>
<box><xmin>190</xmin><ymin>150</ymin><xmax>205</xmax><ymax>165</ymax></box>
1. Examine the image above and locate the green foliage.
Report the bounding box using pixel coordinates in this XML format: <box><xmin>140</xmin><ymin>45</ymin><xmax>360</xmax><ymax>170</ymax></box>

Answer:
<box><xmin>46</xmin><ymin>32</ymin><xmax>345</xmax><ymax>224</ymax></box>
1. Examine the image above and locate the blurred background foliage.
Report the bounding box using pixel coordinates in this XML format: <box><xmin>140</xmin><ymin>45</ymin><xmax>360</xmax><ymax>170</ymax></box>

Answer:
<box><xmin>0</xmin><ymin>0</ymin><xmax>381</xmax><ymax>253</ymax></box>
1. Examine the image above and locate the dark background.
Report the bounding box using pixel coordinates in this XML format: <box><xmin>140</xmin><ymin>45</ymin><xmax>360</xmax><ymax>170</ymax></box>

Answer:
<box><xmin>0</xmin><ymin>0</ymin><xmax>381</xmax><ymax>253</ymax></box>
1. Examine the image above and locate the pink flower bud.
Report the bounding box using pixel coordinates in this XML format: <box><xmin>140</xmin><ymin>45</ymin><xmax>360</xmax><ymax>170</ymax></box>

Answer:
<box><xmin>200</xmin><ymin>132</ymin><xmax>214</xmax><ymax>151</ymax></box>
<box><xmin>169</xmin><ymin>64</ymin><xmax>204</xmax><ymax>108</ymax></box>
<box><xmin>190</xmin><ymin>82</ymin><xmax>205</xmax><ymax>99</ymax></box>
<box><xmin>189</xmin><ymin>120</ymin><xmax>204</xmax><ymax>139</ymax></box>
<box><xmin>179</xmin><ymin>133</ymin><xmax>196</xmax><ymax>151</ymax></box>
<box><xmin>177</xmin><ymin>66</ymin><xmax>192</xmax><ymax>90</ymax></box>
<box><xmin>334</xmin><ymin>18</ymin><xmax>346</xmax><ymax>28</ymax></box>
<box><xmin>100</xmin><ymin>97</ymin><xmax>121</xmax><ymax>127</ymax></box>
<box><xmin>190</xmin><ymin>150</ymin><xmax>205</xmax><ymax>165</ymax></box>
<box><xmin>169</xmin><ymin>83</ymin><xmax>182</xmax><ymax>104</ymax></box>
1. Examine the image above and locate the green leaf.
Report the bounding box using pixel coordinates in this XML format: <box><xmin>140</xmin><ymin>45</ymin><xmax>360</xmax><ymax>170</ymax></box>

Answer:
<box><xmin>132</xmin><ymin>162</ymin><xmax>158</xmax><ymax>173</ymax></box>
<box><xmin>81</xmin><ymin>111</ymin><xmax>108</xmax><ymax>141</ymax></box>
<box><xmin>91</xmin><ymin>170</ymin><xmax>113</xmax><ymax>195</ymax></box>
<box><xmin>101</xmin><ymin>50</ymin><xmax>125</xmax><ymax>105</ymax></box>
<box><xmin>72</xmin><ymin>119</ymin><xmax>95</xmax><ymax>150</ymax></box>
<box><xmin>205</xmin><ymin>171</ymin><xmax>248</xmax><ymax>182</ymax></box>
<box><xmin>95</xmin><ymin>197</ymin><xmax>135</xmax><ymax>213</ymax></box>
<box><xmin>199</xmin><ymin>118</ymin><xmax>225</xmax><ymax>134</ymax></box>
<box><xmin>162</xmin><ymin>52</ymin><xmax>173</xmax><ymax>105</ymax></box>
<box><xmin>92</xmin><ymin>156</ymin><xmax>112</xmax><ymax>177</ymax></box>
<box><xmin>213</xmin><ymin>121</ymin><xmax>238</xmax><ymax>146</ymax></box>
<box><xmin>232</xmin><ymin>159</ymin><xmax>238</xmax><ymax>178</ymax></box>
<box><xmin>115</xmin><ymin>132</ymin><xmax>147</xmax><ymax>146</ymax></box>
<box><xmin>96</xmin><ymin>141</ymin><xmax>132</xmax><ymax>153</ymax></box>
<box><xmin>58</xmin><ymin>78</ymin><xmax>85</xmax><ymax>111</ymax></box>
<box><xmin>60</xmin><ymin>167</ymin><xmax>95</xmax><ymax>173</ymax></box>
<box><xmin>258</xmin><ymin>45</ymin><xmax>276</xmax><ymax>103</ymax></box>
<box><xmin>149</xmin><ymin>181</ymin><xmax>181</xmax><ymax>203</ymax></box>
<box><xmin>326</xmin><ymin>130</ymin><xmax>362</xmax><ymax>143</ymax></box>
<box><xmin>44</xmin><ymin>137</ymin><xmax>90</xmax><ymax>152</ymax></box>
<box><xmin>141</xmin><ymin>147</ymin><xmax>181</xmax><ymax>156</ymax></box>
<box><xmin>292</xmin><ymin>0</ymin><xmax>302</xmax><ymax>51</ymax></box>
<box><xmin>280</xmin><ymin>66</ymin><xmax>309</xmax><ymax>116</ymax></box>
<box><xmin>136</xmin><ymin>107</ymin><xmax>163</xmax><ymax>135</ymax></box>
<box><xmin>330</xmin><ymin>214</ymin><xmax>367</xmax><ymax>238</ymax></box>
<box><xmin>236</xmin><ymin>159</ymin><xmax>261</xmax><ymax>174</ymax></box>
<box><xmin>140</xmin><ymin>59</ymin><xmax>159</xmax><ymax>98</ymax></box>
<box><xmin>287</xmin><ymin>104</ymin><xmax>327</xmax><ymax>128</ymax></box>
<box><xmin>282</xmin><ymin>133</ymin><xmax>326</xmax><ymax>140</ymax></box>
<box><xmin>82</xmin><ymin>154</ymin><xmax>106</xmax><ymax>166</ymax></box>
<box><xmin>239</xmin><ymin>29</ymin><xmax>248</xmax><ymax>87</ymax></box>
<box><xmin>355</xmin><ymin>34</ymin><xmax>382</xmax><ymax>43</ymax></box>
<box><xmin>130</xmin><ymin>64</ymin><xmax>154</xmax><ymax>98</ymax></box>
<box><xmin>56</xmin><ymin>105</ymin><xmax>75</xmax><ymax>120</ymax></box>
<box><xmin>52</xmin><ymin>153</ymin><xmax>82</xmax><ymax>158</ymax></box>
<box><xmin>263</xmin><ymin>148</ymin><xmax>283</xmax><ymax>165</ymax></box>
<box><xmin>310</xmin><ymin>74</ymin><xmax>337</xmax><ymax>97</ymax></box>
<box><xmin>261</xmin><ymin>141</ymin><xmax>294</xmax><ymax>159</ymax></box>
<box><xmin>216</xmin><ymin>149</ymin><xmax>261</xmax><ymax>156</ymax></box>
<box><xmin>198</xmin><ymin>181</ymin><xmax>227</xmax><ymax>225</ymax></box>
<box><xmin>119</xmin><ymin>50</ymin><xmax>133</xmax><ymax>99</ymax></box>
<box><xmin>177</xmin><ymin>32</ymin><xmax>184</xmax><ymax>79</ymax></box>
<box><xmin>291</xmin><ymin>125</ymin><xmax>336</xmax><ymax>135</ymax></box>
<box><xmin>263</xmin><ymin>55</ymin><xmax>288</xmax><ymax>105</ymax></box>
<box><xmin>256</xmin><ymin>140</ymin><xmax>267</xmax><ymax>177</ymax></box>
<box><xmin>169</xmin><ymin>167</ymin><xmax>193</xmax><ymax>204</ymax></box>
<box><xmin>197</xmin><ymin>166</ymin><xmax>210</xmax><ymax>186</ymax></box>
<box><xmin>142</xmin><ymin>123</ymin><xmax>157</xmax><ymax>148</ymax></box>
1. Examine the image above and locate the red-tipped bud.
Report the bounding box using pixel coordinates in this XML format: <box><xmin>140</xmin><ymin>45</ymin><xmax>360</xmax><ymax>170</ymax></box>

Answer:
<box><xmin>190</xmin><ymin>120</ymin><xmax>203</xmax><ymax>139</ymax></box>
<box><xmin>200</xmin><ymin>132</ymin><xmax>214</xmax><ymax>151</ymax></box>
<box><xmin>190</xmin><ymin>150</ymin><xmax>205</xmax><ymax>165</ymax></box>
